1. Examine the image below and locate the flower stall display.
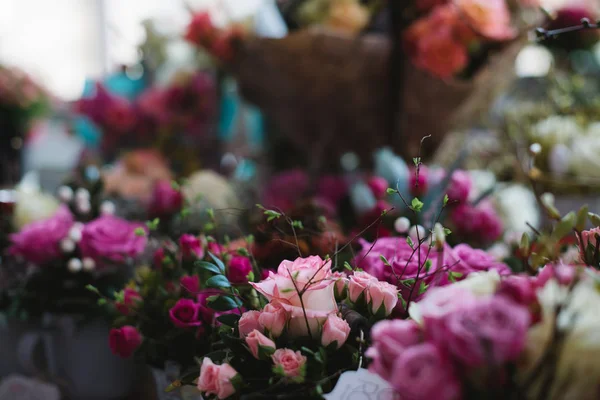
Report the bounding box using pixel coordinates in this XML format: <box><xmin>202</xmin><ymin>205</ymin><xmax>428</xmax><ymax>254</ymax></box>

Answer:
<box><xmin>0</xmin><ymin>65</ymin><xmax>49</xmax><ymax>185</ymax></box>
<box><xmin>184</xmin><ymin>1</ymin><xmax>539</xmax><ymax>167</ymax></box>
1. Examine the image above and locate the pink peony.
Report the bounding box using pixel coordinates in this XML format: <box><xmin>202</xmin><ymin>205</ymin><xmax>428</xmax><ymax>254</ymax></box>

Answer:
<box><xmin>180</xmin><ymin>275</ymin><xmax>200</xmax><ymax>294</ymax></box>
<box><xmin>148</xmin><ymin>180</ymin><xmax>183</xmax><ymax>217</ymax></box>
<box><xmin>227</xmin><ymin>256</ymin><xmax>252</xmax><ymax>283</ymax></box>
<box><xmin>250</xmin><ymin>256</ymin><xmax>337</xmax><ymax>337</ymax></box>
<box><xmin>80</xmin><ymin>216</ymin><xmax>147</xmax><ymax>264</ymax></box>
<box><xmin>169</xmin><ymin>299</ymin><xmax>203</xmax><ymax>328</ymax></box>
<box><xmin>258</xmin><ymin>302</ymin><xmax>288</xmax><ymax>338</ymax></box>
<box><xmin>271</xmin><ymin>349</ymin><xmax>307</xmax><ymax>378</ymax></box>
<box><xmin>238</xmin><ymin>311</ymin><xmax>262</xmax><ymax>338</ymax></box>
<box><xmin>179</xmin><ymin>234</ymin><xmax>204</xmax><ymax>260</ymax></box>
<box><xmin>109</xmin><ymin>326</ymin><xmax>142</xmax><ymax>358</ymax></box>
<box><xmin>197</xmin><ymin>358</ymin><xmax>238</xmax><ymax>400</ymax></box>
<box><xmin>388</xmin><ymin>343</ymin><xmax>462</xmax><ymax>400</ymax></box>
<box><xmin>9</xmin><ymin>205</ymin><xmax>73</xmax><ymax>265</ymax></box>
<box><xmin>115</xmin><ymin>288</ymin><xmax>143</xmax><ymax>316</ymax></box>
<box><xmin>430</xmin><ymin>295</ymin><xmax>530</xmax><ymax>366</ymax></box>
<box><xmin>321</xmin><ymin>314</ymin><xmax>351</xmax><ymax>349</ymax></box>
<box><xmin>245</xmin><ymin>329</ymin><xmax>276</xmax><ymax>359</ymax></box>
<box><xmin>446</xmin><ymin>170</ymin><xmax>472</xmax><ymax>204</ymax></box>
<box><xmin>366</xmin><ymin>319</ymin><xmax>422</xmax><ymax>381</ymax></box>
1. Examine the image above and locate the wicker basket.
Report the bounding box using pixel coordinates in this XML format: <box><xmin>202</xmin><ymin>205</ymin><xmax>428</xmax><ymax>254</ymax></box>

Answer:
<box><xmin>229</xmin><ymin>28</ymin><xmax>523</xmax><ymax>167</ymax></box>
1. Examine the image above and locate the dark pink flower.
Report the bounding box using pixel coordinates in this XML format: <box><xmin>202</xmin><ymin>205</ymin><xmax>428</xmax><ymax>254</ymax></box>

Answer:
<box><xmin>115</xmin><ymin>288</ymin><xmax>143</xmax><ymax>316</ymax></box>
<box><xmin>109</xmin><ymin>326</ymin><xmax>142</xmax><ymax>358</ymax></box>
<box><xmin>227</xmin><ymin>256</ymin><xmax>252</xmax><ymax>283</ymax></box>
<box><xmin>179</xmin><ymin>234</ymin><xmax>204</xmax><ymax>260</ymax></box>
<box><xmin>367</xmin><ymin>176</ymin><xmax>389</xmax><ymax>200</ymax></box>
<box><xmin>447</xmin><ymin>170</ymin><xmax>472</xmax><ymax>204</ymax></box>
<box><xmin>449</xmin><ymin>244</ymin><xmax>511</xmax><ymax>277</ymax></box>
<box><xmin>80</xmin><ymin>216</ymin><xmax>147</xmax><ymax>264</ymax></box>
<box><xmin>9</xmin><ymin>205</ymin><xmax>73</xmax><ymax>264</ymax></box>
<box><xmin>169</xmin><ymin>299</ymin><xmax>203</xmax><ymax>328</ymax></box>
<box><xmin>409</xmin><ymin>166</ymin><xmax>429</xmax><ymax>197</ymax></box>
<box><xmin>181</xmin><ymin>275</ymin><xmax>201</xmax><ymax>294</ymax></box>
<box><xmin>498</xmin><ymin>275</ymin><xmax>537</xmax><ymax>306</ymax></box>
<box><xmin>148</xmin><ymin>180</ymin><xmax>183</xmax><ymax>217</ymax></box>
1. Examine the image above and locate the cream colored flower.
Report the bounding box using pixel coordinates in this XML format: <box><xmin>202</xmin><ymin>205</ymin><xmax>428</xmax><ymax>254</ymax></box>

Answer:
<box><xmin>452</xmin><ymin>270</ymin><xmax>501</xmax><ymax>297</ymax></box>
<box><xmin>13</xmin><ymin>188</ymin><xmax>59</xmax><ymax>230</ymax></box>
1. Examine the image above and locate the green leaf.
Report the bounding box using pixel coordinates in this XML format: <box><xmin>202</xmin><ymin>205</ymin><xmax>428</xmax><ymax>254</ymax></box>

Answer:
<box><xmin>264</xmin><ymin>209</ymin><xmax>282</xmax><ymax>222</ymax></box>
<box><xmin>443</xmin><ymin>194</ymin><xmax>449</xmax><ymax>206</ymax></box>
<box><xmin>343</xmin><ymin>261</ymin><xmax>353</xmax><ymax>271</ymax></box>
<box><xmin>318</xmin><ymin>216</ymin><xmax>327</xmax><ymax>225</ymax></box>
<box><xmin>444</xmin><ymin>228</ymin><xmax>452</xmax><ymax>236</ymax></box>
<box><xmin>552</xmin><ymin>211</ymin><xmax>576</xmax><ymax>240</ymax></box>
<box><xmin>207</xmin><ymin>295</ymin><xmax>242</xmax><ymax>311</ymax></box>
<box><xmin>424</xmin><ymin>259</ymin><xmax>432</xmax><ymax>273</ymax></box>
<box><xmin>386</xmin><ymin>188</ymin><xmax>397</xmax><ymax>195</ymax></box>
<box><xmin>401</xmin><ymin>278</ymin><xmax>415</xmax><ymax>288</ymax></box>
<box><xmin>206</xmin><ymin>275</ymin><xmax>231</xmax><ymax>289</ymax></box>
<box><xmin>206</xmin><ymin>208</ymin><xmax>215</xmax><ymax>220</ymax></box>
<box><xmin>411</xmin><ymin>197</ymin><xmax>424</xmax><ymax>212</ymax></box>
<box><xmin>97</xmin><ymin>298</ymin><xmax>107</xmax><ymax>306</ymax></box>
<box><xmin>196</xmin><ymin>261</ymin><xmax>222</xmax><ymax>275</ymax></box>
<box><xmin>85</xmin><ymin>284</ymin><xmax>100</xmax><ymax>295</ymax></box>
<box><xmin>406</xmin><ymin>236</ymin><xmax>414</xmax><ymax>249</ymax></box>
<box><xmin>180</xmin><ymin>208</ymin><xmax>191</xmax><ymax>217</ymax></box>
<box><xmin>576</xmin><ymin>205</ymin><xmax>589</xmax><ymax>231</ymax></box>
<box><xmin>418</xmin><ymin>282</ymin><xmax>428</xmax><ymax>295</ymax></box>
<box><xmin>236</xmin><ymin>247</ymin><xmax>250</xmax><ymax>257</ymax></box>
<box><xmin>379</xmin><ymin>255</ymin><xmax>391</xmax><ymax>266</ymax></box>
<box><xmin>589</xmin><ymin>212</ymin><xmax>600</xmax><ymax>227</ymax></box>
<box><xmin>246</xmin><ymin>271</ymin><xmax>255</xmax><ymax>282</ymax></box>
<box><xmin>448</xmin><ymin>271</ymin><xmax>463</xmax><ymax>283</ymax></box>
<box><xmin>204</xmin><ymin>222</ymin><xmax>215</xmax><ymax>231</ymax></box>
<box><xmin>291</xmin><ymin>220</ymin><xmax>304</xmax><ymax>230</ymax></box>
<box><xmin>208</xmin><ymin>252</ymin><xmax>226</xmax><ymax>273</ymax></box>
<box><xmin>413</xmin><ymin>157</ymin><xmax>421</xmax><ymax>166</ymax></box>
<box><xmin>171</xmin><ymin>181</ymin><xmax>180</xmax><ymax>191</ymax></box>
<box><xmin>216</xmin><ymin>314</ymin><xmax>241</xmax><ymax>327</ymax></box>
<box><xmin>146</xmin><ymin>218</ymin><xmax>160</xmax><ymax>231</ymax></box>
<box><xmin>280</xmin><ymin>288</ymin><xmax>295</xmax><ymax>293</ymax></box>
<box><xmin>134</xmin><ymin>227</ymin><xmax>147</xmax><ymax>237</ymax></box>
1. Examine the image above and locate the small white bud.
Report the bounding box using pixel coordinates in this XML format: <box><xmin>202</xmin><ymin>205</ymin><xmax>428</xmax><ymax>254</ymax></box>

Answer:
<box><xmin>60</xmin><ymin>238</ymin><xmax>76</xmax><ymax>253</ymax></box>
<box><xmin>100</xmin><ymin>201</ymin><xmax>116</xmax><ymax>215</ymax></box>
<box><xmin>75</xmin><ymin>188</ymin><xmax>90</xmax><ymax>202</ymax></box>
<box><xmin>82</xmin><ymin>258</ymin><xmax>96</xmax><ymax>272</ymax></box>
<box><xmin>529</xmin><ymin>143</ymin><xmax>542</xmax><ymax>155</ymax></box>
<box><xmin>57</xmin><ymin>186</ymin><xmax>74</xmax><ymax>202</ymax></box>
<box><xmin>68</xmin><ymin>226</ymin><xmax>82</xmax><ymax>242</ymax></box>
<box><xmin>394</xmin><ymin>217</ymin><xmax>411</xmax><ymax>234</ymax></box>
<box><xmin>433</xmin><ymin>223</ymin><xmax>446</xmax><ymax>249</ymax></box>
<box><xmin>77</xmin><ymin>200</ymin><xmax>91</xmax><ymax>214</ymax></box>
<box><xmin>67</xmin><ymin>258</ymin><xmax>83</xmax><ymax>273</ymax></box>
<box><xmin>408</xmin><ymin>225</ymin><xmax>426</xmax><ymax>242</ymax></box>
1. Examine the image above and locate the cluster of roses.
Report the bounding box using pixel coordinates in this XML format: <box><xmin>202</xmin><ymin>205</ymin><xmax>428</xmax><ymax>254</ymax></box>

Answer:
<box><xmin>9</xmin><ymin>204</ymin><xmax>147</xmax><ymax>273</ymax></box>
<box><xmin>74</xmin><ymin>71</ymin><xmax>216</xmax><ymax>155</ymax></box>
<box><xmin>404</xmin><ymin>0</ymin><xmax>528</xmax><ymax>78</ymax></box>
<box><xmin>367</xmin><ymin>257</ymin><xmax>600</xmax><ymax>400</ymax></box>
<box><xmin>184</xmin><ymin>11</ymin><xmax>244</xmax><ymax>63</ymax></box>
<box><xmin>194</xmin><ymin>255</ymin><xmax>400</xmax><ymax>399</ymax></box>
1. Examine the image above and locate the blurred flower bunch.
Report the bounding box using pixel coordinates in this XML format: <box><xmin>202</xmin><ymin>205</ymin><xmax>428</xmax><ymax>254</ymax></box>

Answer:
<box><xmin>184</xmin><ymin>11</ymin><xmax>245</xmax><ymax>63</ymax></box>
<box><xmin>404</xmin><ymin>0</ymin><xmax>537</xmax><ymax>79</ymax></box>
<box><xmin>0</xmin><ymin>65</ymin><xmax>48</xmax><ymax>130</ymax></box>
<box><xmin>295</xmin><ymin>0</ymin><xmax>372</xmax><ymax>34</ymax></box>
<box><xmin>74</xmin><ymin>71</ymin><xmax>216</xmax><ymax>159</ymax></box>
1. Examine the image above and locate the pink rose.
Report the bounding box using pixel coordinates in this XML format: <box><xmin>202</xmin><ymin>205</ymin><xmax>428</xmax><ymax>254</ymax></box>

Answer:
<box><xmin>408</xmin><ymin>285</ymin><xmax>477</xmax><ymax>328</ymax></box>
<box><xmin>367</xmin><ymin>176</ymin><xmax>389</xmax><ymax>200</ymax></box>
<box><xmin>115</xmin><ymin>288</ymin><xmax>143</xmax><ymax>316</ymax></box>
<box><xmin>245</xmin><ymin>329</ymin><xmax>276</xmax><ymax>359</ymax></box>
<box><xmin>179</xmin><ymin>234</ymin><xmax>204</xmax><ymax>259</ymax></box>
<box><xmin>348</xmin><ymin>271</ymin><xmax>399</xmax><ymax>316</ymax></box>
<box><xmin>250</xmin><ymin>256</ymin><xmax>337</xmax><ymax>337</ymax></box>
<box><xmin>80</xmin><ymin>216</ymin><xmax>147</xmax><ymax>264</ymax></box>
<box><xmin>258</xmin><ymin>302</ymin><xmax>288</xmax><ymax>338</ymax></box>
<box><xmin>388</xmin><ymin>343</ymin><xmax>462</xmax><ymax>400</ymax></box>
<box><xmin>332</xmin><ymin>271</ymin><xmax>348</xmax><ymax>300</ymax></box>
<box><xmin>431</xmin><ymin>296</ymin><xmax>530</xmax><ymax>367</ymax></box>
<box><xmin>238</xmin><ymin>311</ymin><xmax>262</xmax><ymax>338</ymax></box>
<box><xmin>367</xmin><ymin>319</ymin><xmax>422</xmax><ymax>381</ymax></box>
<box><xmin>109</xmin><ymin>326</ymin><xmax>142</xmax><ymax>358</ymax></box>
<box><xmin>271</xmin><ymin>349</ymin><xmax>307</xmax><ymax>378</ymax></box>
<box><xmin>450</xmin><ymin>244</ymin><xmax>511</xmax><ymax>277</ymax></box>
<box><xmin>9</xmin><ymin>205</ymin><xmax>73</xmax><ymax>265</ymax></box>
<box><xmin>455</xmin><ymin>0</ymin><xmax>516</xmax><ymax>41</ymax></box>
<box><xmin>148</xmin><ymin>180</ymin><xmax>183</xmax><ymax>217</ymax></box>
<box><xmin>321</xmin><ymin>314</ymin><xmax>350</xmax><ymax>349</ymax></box>
<box><xmin>169</xmin><ymin>299</ymin><xmax>202</xmax><ymax>328</ymax></box>
<box><xmin>450</xmin><ymin>201</ymin><xmax>503</xmax><ymax>244</ymax></box>
<box><xmin>227</xmin><ymin>256</ymin><xmax>252</xmax><ymax>283</ymax></box>
<box><xmin>534</xmin><ymin>263</ymin><xmax>577</xmax><ymax>288</ymax></box>
<box><xmin>447</xmin><ymin>170</ymin><xmax>472</xmax><ymax>204</ymax></box>
<box><xmin>197</xmin><ymin>358</ymin><xmax>238</xmax><ymax>400</ymax></box>
<box><xmin>581</xmin><ymin>227</ymin><xmax>600</xmax><ymax>250</ymax></box>
<box><xmin>207</xmin><ymin>242</ymin><xmax>223</xmax><ymax>257</ymax></box>
<box><xmin>180</xmin><ymin>275</ymin><xmax>200</xmax><ymax>294</ymax></box>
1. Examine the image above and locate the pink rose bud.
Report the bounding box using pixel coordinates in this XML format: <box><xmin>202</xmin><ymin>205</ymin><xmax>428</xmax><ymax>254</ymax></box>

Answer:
<box><xmin>149</xmin><ymin>180</ymin><xmax>183</xmax><ymax>217</ymax></box>
<box><xmin>227</xmin><ymin>256</ymin><xmax>252</xmax><ymax>284</ymax></box>
<box><xmin>367</xmin><ymin>176</ymin><xmax>389</xmax><ymax>199</ymax></box>
<box><xmin>258</xmin><ymin>302</ymin><xmax>288</xmax><ymax>338</ymax></box>
<box><xmin>447</xmin><ymin>170</ymin><xmax>472</xmax><ymax>204</ymax></box>
<box><xmin>321</xmin><ymin>314</ymin><xmax>351</xmax><ymax>349</ymax></box>
<box><xmin>207</xmin><ymin>241</ymin><xmax>223</xmax><ymax>257</ymax></box>
<box><xmin>409</xmin><ymin>166</ymin><xmax>429</xmax><ymax>197</ymax></box>
<box><xmin>332</xmin><ymin>272</ymin><xmax>348</xmax><ymax>301</ymax></box>
<box><xmin>348</xmin><ymin>271</ymin><xmax>376</xmax><ymax>304</ymax></box>
<box><xmin>238</xmin><ymin>311</ymin><xmax>263</xmax><ymax>338</ymax></box>
<box><xmin>115</xmin><ymin>288</ymin><xmax>143</xmax><ymax>316</ymax></box>
<box><xmin>109</xmin><ymin>326</ymin><xmax>142</xmax><ymax>358</ymax></box>
<box><xmin>245</xmin><ymin>330</ymin><xmax>276</xmax><ymax>359</ymax></box>
<box><xmin>197</xmin><ymin>358</ymin><xmax>238</xmax><ymax>400</ymax></box>
<box><xmin>368</xmin><ymin>280</ymin><xmax>399</xmax><ymax>316</ymax></box>
<box><xmin>153</xmin><ymin>248</ymin><xmax>168</xmax><ymax>269</ymax></box>
<box><xmin>169</xmin><ymin>299</ymin><xmax>203</xmax><ymax>328</ymax></box>
<box><xmin>179</xmin><ymin>234</ymin><xmax>204</xmax><ymax>260</ymax></box>
<box><xmin>180</xmin><ymin>275</ymin><xmax>201</xmax><ymax>294</ymax></box>
<box><xmin>581</xmin><ymin>227</ymin><xmax>600</xmax><ymax>249</ymax></box>
<box><xmin>271</xmin><ymin>349</ymin><xmax>307</xmax><ymax>378</ymax></box>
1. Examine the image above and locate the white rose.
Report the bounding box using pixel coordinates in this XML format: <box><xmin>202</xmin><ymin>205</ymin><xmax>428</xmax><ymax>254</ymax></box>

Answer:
<box><xmin>570</xmin><ymin>136</ymin><xmax>600</xmax><ymax>180</ymax></box>
<box><xmin>13</xmin><ymin>188</ymin><xmax>60</xmax><ymax>230</ymax></box>
<box><xmin>493</xmin><ymin>184</ymin><xmax>540</xmax><ymax>238</ymax></box>
<box><xmin>452</xmin><ymin>270</ymin><xmax>501</xmax><ymax>297</ymax></box>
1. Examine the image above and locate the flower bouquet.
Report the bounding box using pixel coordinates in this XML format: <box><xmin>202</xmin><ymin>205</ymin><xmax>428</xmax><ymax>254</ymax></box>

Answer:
<box><xmin>184</xmin><ymin>0</ymin><xmax>538</xmax><ymax>164</ymax></box>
